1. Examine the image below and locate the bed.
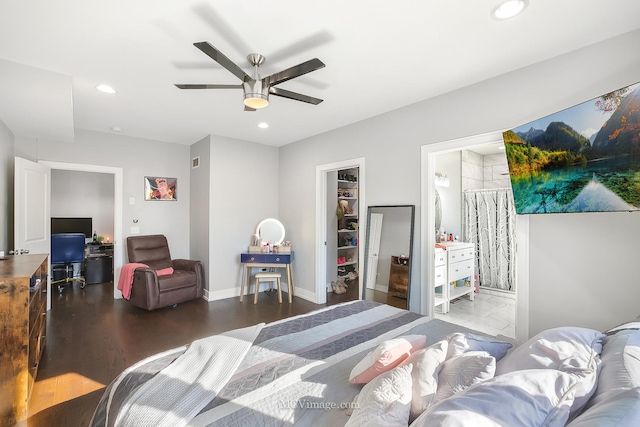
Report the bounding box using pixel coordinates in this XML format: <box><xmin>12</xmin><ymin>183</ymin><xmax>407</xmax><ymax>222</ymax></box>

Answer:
<box><xmin>90</xmin><ymin>300</ymin><xmax>640</xmax><ymax>427</ymax></box>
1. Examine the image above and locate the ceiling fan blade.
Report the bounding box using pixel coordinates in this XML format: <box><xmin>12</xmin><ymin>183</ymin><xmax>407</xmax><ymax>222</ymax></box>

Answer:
<box><xmin>244</xmin><ymin>105</ymin><xmax>256</xmax><ymax>112</ymax></box>
<box><xmin>264</xmin><ymin>58</ymin><xmax>325</xmax><ymax>87</ymax></box>
<box><xmin>269</xmin><ymin>87</ymin><xmax>323</xmax><ymax>105</ymax></box>
<box><xmin>175</xmin><ymin>84</ymin><xmax>242</xmax><ymax>89</ymax></box>
<box><xmin>192</xmin><ymin>4</ymin><xmax>252</xmax><ymax>58</ymax></box>
<box><xmin>193</xmin><ymin>41</ymin><xmax>249</xmax><ymax>82</ymax></box>
<box><xmin>267</xmin><ymin>31</ymin><xmax>334</xmax><ymax>64</ymax></box>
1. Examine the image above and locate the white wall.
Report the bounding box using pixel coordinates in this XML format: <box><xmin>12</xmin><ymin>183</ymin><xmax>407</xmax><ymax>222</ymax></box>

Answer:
<box><xmin>207</xmin><ymin>135</ymin><xmax>279</xmax><ymax>300</ymax></box>
<box><xmin>51</xmin><ymin>169</ymin><xmax>114</xmax><ymax>241</ymax></box>
<box><xmin>279</xmin><ymin>29</ymin><xmax>640</xmax><ymax>324</ymax></box>
<box><xmin>190</xmin><ymin>136</ymin><xmax>211</xmax><ymax>292</ymax></box>
<box><xmin>279</xmin><ymin>125</ymin><xmax>422</xmax><ymax>310</ymax></box>
<box><xmin>18</xmin><ymin>129</ymin><xmax>191</xmax><ymax>264</ymax></box>
<box><xmin>528</xmin><ymin>211</ymin><xmax>640</xmax><ymax>335</ymax></box>
<box><xmin>0</xmin><ymin>118</ymin><xmax>13</xmax><ymax>252</ymax></box>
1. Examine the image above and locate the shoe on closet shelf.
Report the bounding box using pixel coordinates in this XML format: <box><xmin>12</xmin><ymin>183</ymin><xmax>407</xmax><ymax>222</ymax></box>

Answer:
<box><xmin>331</xmin><ymin>280</ymin><xmax>348</xmax><ymax>294</ymax></box>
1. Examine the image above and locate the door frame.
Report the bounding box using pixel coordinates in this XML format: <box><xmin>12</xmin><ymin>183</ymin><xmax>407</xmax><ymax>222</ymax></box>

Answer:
<box><xmin>420</xmin><ymin>131</ymin><xmax>530</xmax><ymax>341</ymax></box>
<box><xmin>315</xmin><ymin>158</ymin><xmax>365</xmax><ymax>304</ymax></box>
<box><xmin>40</xmin><ymin>161</ymin><xmax>123</xmax><ymax>300</ymax></box>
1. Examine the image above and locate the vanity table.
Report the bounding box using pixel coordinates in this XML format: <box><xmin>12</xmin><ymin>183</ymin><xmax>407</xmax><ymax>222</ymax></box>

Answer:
<box><xmin>241</xmin><ymin>218</ymin><xmax>295</xmax><ymax>302</ymax></box>
<box><xmin>240</xmin><ymin>253</ymin><xmax>295</xmax><ymax>303</ymax></box>
<box><xmin>434</xmin><ymin>241</ymin><xmax>475</xmax><ymax>314</ymax></box>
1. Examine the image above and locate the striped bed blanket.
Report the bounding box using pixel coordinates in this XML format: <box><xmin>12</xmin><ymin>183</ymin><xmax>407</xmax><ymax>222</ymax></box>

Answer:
<box><xmin>91</xmin><ymin>300</ymin><xmax>475</xmax><ymax>427</ymax></box>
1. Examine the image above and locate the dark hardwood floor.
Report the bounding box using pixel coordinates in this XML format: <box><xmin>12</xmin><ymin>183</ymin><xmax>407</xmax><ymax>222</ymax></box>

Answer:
<box><xmin>26</xmin><ymin>279</ymin><xmax>406</xmax><ymax>426</ymax></box>
<box><xmin>27</xmin><ymin>282</ymin><xmax>322</xmax><ymax>427</ymax></box>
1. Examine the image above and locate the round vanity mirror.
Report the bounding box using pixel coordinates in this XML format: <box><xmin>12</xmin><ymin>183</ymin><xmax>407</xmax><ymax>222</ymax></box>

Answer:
<box><xmin>256</xmin><ymin>218</ymin><xmax>285</xmax><ymax>245</ymax></box>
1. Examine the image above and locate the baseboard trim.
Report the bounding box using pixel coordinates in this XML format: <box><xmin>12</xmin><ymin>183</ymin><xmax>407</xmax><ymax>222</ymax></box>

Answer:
<box><xmin>478</xmin><ymin>286</ymin><xmax>516</xmax><ymax>299</ymax></box>
<box><xmin>204</xmin><ymin>283</ymin><xmax>317</xmax><ymax>303</ymax></box>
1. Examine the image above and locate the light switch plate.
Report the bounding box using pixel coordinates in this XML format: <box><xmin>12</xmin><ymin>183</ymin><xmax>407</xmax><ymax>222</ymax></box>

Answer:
<box><xmin>131</xmin><ymin>226</ymin><xmax>140</xmax><ymax>234</ymax></box>
<box><xmin>129</xmin><ymin>197</ymin><xmax>135</xmax><ymax>205</ymax></box>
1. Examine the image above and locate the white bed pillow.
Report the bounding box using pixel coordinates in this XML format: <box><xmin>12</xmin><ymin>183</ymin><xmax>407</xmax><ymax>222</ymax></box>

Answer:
<box><xmin>446</xmin><ymin>332</ymin><xmax>513</xmax><ymax>361</ymax></box>
<box><xmin>495</xmin><ymin>326</ymin><xmax>604</xmax><ymax>417</ymax></box>
<box><xmin>566</xmin><ymin>387</ymin><xmax>640</xmax><ymax>427</ymax></box>
<box><xmin>411</xmin><ymin>369</ymin><xmax>580</xmax><ymax>427</ymax></box>
<box><xmin>586</xmin><ymin>329</ymin><xmax>640</xmax><ymax>407</ymax></box>
<box><xmin>349</xmin><ymin>335</ymin><xmax>426</xmax><ymax>384</ymax></box>
<box><xmin>435</xmin><ymin>350</ymin><xmax>496</xmax><ymax>402</ymax></box>
<box><xmin>496</xmin><ymin>327</ymin><xmax>604</xmax><ymax>374</ymax></box>
<box><xmin>397</xmin><ymin>339</ymin><xmax>448</xmax><ymax>422</ymax></box>
<box><xmin>345</xmin><ymin>364</ymin><xmax>413</xmax><ymax>427</ymax></box>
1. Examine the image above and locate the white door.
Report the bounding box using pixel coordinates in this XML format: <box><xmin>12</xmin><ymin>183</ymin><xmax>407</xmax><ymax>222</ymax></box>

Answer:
<box><xmin>14</xmin><ymin>157</ymin><xmax>51</xmax><ymax>255</ymax></box>
<box><xmin>365</xmin><ymin>213</ymin><xmax>383</xmax><ymax>290</ymax></box>
<box><xmin>15</xmin><ymin>157</ymin><xmax>51</xmax><ymax>309</ymax></box>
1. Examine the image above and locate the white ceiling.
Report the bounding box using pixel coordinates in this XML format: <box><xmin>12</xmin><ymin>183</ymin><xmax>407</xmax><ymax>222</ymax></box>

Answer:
<box><xmin>1</xmin><ymin>0</ymin><xmax>639</xmax><ymax>147</ymax></box>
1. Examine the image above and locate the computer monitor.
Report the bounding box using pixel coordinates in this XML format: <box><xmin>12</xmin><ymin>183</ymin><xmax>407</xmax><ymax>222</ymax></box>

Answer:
<box><xmin>51</xmin><ymin>217</ymin><xmax>93</xmax><ymax>239</ymax></box>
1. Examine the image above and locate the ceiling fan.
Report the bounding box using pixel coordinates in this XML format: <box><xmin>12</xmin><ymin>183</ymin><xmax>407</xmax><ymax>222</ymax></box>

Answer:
<box><xmin>175</xmin><ymin>41</ymin><xmax>325</xmax><ymax>111</ymax></box>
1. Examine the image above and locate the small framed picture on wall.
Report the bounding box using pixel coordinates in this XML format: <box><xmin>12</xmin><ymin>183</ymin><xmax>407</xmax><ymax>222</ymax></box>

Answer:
<box><xmin>144</xmin><ymin>176</ymin><xmax>177</xmax><ymax>201</ymax></box>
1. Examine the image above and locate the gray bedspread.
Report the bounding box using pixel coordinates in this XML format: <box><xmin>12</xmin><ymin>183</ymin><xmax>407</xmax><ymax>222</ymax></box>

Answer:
<box><xmin>91</xmin><ymin>300</ymin><xmax>477</xmax><ymax>427</ymax></box>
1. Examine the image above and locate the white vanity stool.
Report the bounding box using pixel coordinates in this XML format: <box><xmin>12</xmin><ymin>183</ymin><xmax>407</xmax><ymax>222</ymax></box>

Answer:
<box><xmin>254</xmin><ymin>272</ymin><xmax>282</xmax><ymax>304</ymax></box>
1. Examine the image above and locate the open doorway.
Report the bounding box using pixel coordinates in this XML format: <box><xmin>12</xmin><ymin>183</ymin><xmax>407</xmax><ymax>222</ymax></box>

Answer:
<box><xmin>41</xmin><ymin>161</ymin><xmax>123</xmax><ymax>301</ymax></box>
<box><xmin>315</xmin><ymin>158</ymin><xmax>365</xmax><ymax>305</ymax></box>
<box><xmin>51</xmin><ymin>169</ymin><xmax>114</xmax><ymax>291</ymax></box>
<box><xmin>421</xmin><ymin>131</ymin><xmax>529</xmax><ymax>341</ymax></box>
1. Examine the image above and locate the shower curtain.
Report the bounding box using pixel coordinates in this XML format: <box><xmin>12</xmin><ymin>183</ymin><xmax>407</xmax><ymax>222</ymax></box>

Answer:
<box><xmin>463</xmin><ymin>188</ymin><xmax>516</xmax><ymax>292</ymax></box>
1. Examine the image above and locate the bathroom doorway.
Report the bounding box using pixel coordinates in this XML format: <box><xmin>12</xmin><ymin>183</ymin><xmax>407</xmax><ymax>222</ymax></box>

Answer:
<box><xmin>421</xmin><ymin>131</ymin><xmax>529</xmax><ymax>341</ymax></box>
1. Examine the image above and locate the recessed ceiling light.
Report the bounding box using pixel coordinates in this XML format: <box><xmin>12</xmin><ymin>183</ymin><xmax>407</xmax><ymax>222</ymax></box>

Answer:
<box><xmin>492</xmin><ymin>0</ymin><xmax>528</xmax><ymax>20</ymax></box>
<box><xmin>257</xmin><ymin>122</ymin><xmax>269</xmax><ymax>129</ymax></box>
<box><xmin>96</xmin><ymin>84</ymin><xmax>116</xmax><ymax>94</ymax></box>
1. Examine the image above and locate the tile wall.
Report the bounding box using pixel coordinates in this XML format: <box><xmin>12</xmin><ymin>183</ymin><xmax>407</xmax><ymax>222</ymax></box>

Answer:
<box><xmin>461</xmin><ymin>150</ymin><xmax>511</xmax><ymax>191</ymax></box>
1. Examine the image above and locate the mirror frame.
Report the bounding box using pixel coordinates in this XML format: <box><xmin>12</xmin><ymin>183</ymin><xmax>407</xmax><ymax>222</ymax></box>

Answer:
<box><xmin>362</xmin><ymin>205</ymin><xmax>415</xmax><ymax>310</ymax></box>
<box><xmin>256</xmin><ymin>218</ymin><xmax>286</xmax><ymax>246</ymax></box>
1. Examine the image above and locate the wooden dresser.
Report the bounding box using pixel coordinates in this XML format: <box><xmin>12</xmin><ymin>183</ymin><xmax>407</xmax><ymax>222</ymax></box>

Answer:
<box><xmin>388</xmin><ymin>255</ymin><xmax>409</xmax><ymax>298</ymax></box>
<box><xmin>0</xmin><ymin>254</ymin><xmax>48</xmax><ymax>425</ymax></box>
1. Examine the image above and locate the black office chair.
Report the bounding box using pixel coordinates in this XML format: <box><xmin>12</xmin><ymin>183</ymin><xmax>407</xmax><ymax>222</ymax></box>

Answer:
<box><xmin>51</xmin><ymin>233</ymin><xmax>86</xmax><ymax>293</ymax></box>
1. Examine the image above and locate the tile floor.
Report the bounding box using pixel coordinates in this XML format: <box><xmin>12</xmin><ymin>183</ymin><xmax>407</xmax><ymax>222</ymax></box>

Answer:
<box><xmin>435</xmin><ymin>290</ymin><xmax>516</xmax><ymax>339</ymax></box>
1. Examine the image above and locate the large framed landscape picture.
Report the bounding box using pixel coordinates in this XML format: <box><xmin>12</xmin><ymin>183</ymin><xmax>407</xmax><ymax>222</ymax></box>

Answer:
<box><xmin>503</xmin><ymin>82</ymin><xmax>640</xmax><ymax>214</ymax></box>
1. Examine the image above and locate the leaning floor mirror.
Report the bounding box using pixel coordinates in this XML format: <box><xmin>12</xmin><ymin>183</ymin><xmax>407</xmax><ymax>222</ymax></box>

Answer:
<box><xmin>362</xmin><ymin>205</ymin><xmax>415</xmax><ymax>310</ymax></box>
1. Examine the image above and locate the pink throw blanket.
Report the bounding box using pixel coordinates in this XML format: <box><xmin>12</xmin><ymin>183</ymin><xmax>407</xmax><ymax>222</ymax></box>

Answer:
<box><xmin>118</xmin><ymin>263</ymin><xmax>149</xmax><ymax>299</ymax></box>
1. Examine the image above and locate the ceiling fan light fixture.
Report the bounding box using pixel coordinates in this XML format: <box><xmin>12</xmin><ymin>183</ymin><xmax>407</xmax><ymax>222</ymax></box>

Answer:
<box><xmin>244</xmin><ymin>94</ymin><xmax>269</xmax><ymax>109</ymax></box>
<box><xmin>492</xmin><ymin>0</ymin><xmax>528</xmax><ymax>20</ymax></box>
<box><xmin>243</xmin><ymin>79</ymin><xmax>270</xmax><ymax>109</ymax></box>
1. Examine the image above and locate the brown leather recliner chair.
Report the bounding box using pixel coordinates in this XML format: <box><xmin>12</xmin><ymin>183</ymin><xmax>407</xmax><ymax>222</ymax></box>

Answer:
<box><xmin>126</xmin><ymin>234</ymin><xmax>204</xmax><ymax>310</ymax></box>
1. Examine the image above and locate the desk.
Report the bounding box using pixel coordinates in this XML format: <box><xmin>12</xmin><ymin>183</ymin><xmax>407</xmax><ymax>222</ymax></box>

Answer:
<box><xmin>240</xmin><ymin>253</ymin><xmax>295</xmax><ymax>303</ymax></box>
<box><xmin>86</xmin><ymin>242</ymin><xmax>114</xmax><ymax>256</ymax></box>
